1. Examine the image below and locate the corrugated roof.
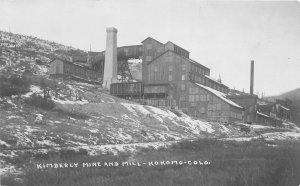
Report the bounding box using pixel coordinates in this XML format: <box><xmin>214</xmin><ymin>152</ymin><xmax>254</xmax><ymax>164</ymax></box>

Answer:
<box><xmin>181</xmin><ymin>56</ymin><xmax>210</xmax><ymax>70</ymax></box>
<box><xmin>194</xmin><ymin>82</ymin><xmax>244</xmax><ymax>109</ymax></box>
<box><xmin>257</xmin><ymin>111</ymin><xmax>270</xmax><ymax>118</ymax></box>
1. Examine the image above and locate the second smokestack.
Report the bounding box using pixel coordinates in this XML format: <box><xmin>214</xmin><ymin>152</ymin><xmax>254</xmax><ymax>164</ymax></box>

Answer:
<box><xmin>250</xmin><ymin>60</ymin><xmax>254</xmax><ymax>95</ymax></box>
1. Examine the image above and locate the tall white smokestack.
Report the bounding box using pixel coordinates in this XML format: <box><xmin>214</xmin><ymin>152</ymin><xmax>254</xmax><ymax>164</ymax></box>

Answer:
<box><xmin>103</xmin><ymin>27</ymin><xmax>118</xmax><ymax>89</ymax></box>
<box><xmin>250</xmin><ymin>60</ymin><xmax>254</xmax><ymax>95</ymax></box>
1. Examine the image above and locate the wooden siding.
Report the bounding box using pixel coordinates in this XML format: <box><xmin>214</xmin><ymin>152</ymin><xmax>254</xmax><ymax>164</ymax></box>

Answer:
<box><xmin>49</xmin><ymin>59</ymin><xmax>63</xmax><ymax>75</ymax></box>
<box><xmin>49</xmin><ymin>59</ymin><xmax>101</xmax><ymax>82</ymax></box>
<box><xmin>142</xmin><ymin>38</ymin><xmax>165</xmax><ymax>82</ymax></box>
<box><xmin>182</xmin><ymin>82</ymin><xmax>243</xmax><ymax>122</ymax></box>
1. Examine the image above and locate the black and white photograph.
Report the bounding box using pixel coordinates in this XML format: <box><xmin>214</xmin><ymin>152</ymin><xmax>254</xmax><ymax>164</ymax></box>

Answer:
<box><xmin>0</xmin><ymin>0</ymin><xmax>300</xmax><ymax>185</ymax></box>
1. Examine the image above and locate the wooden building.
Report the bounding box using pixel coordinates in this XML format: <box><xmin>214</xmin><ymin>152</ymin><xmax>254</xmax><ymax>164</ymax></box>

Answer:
<box><xmin>140</xmin><ymin>37</ymin><xmax>244</xmax><ymax>122</ymax></box>
<box><xmin>227</xmin><ymin>94</ymin><xmax>285</xmax><ymax>126</ymax></box>
<box><xmin>49</xmin><ymin>58</ymin><xmax>101</xmax><ymax>83</ymax></box>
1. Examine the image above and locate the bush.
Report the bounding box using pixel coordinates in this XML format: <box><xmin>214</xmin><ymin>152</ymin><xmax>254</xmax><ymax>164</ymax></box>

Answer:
<box><xmin>24</xmin><ymin>93</ymin><xmax>55</xmax><ymax>110</ymax></box>
<box><xmin>0</xmin><ymin>74</ymin><xmax>30</xmax><ymax>97</ymax></box>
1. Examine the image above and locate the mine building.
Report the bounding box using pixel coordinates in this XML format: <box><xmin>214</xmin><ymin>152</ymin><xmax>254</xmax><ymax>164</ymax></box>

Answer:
<box><xmin>109</xmin><ymin>37</ymin><xmax>245</xmax><ymax>122</ymax></box>
<box><xmin>49</xmin><ymin>58</ymin><xmax>101</xmax><ymax>84</ymax></box>
<box><xmin>226</xmin><ymin>61</ymin><xmax>292</xmax><ymax>126</ymax></box>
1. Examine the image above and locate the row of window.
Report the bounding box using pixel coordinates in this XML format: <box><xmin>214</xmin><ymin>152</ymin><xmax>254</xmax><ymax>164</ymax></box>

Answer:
<box><xmin>230</xmin><ymin>111</ymin><xmax>243</xmax><ymax>119</ymax></box>
<box><xmin>208</xmin><ymin>103</ymin><xmax>222</xmax><ymax>111</ymax></box>
<box><xmin>144</xmin><ymin>99</ymin><xmax>167</xmax><ymax>106</ymax></box>
<box><xmin>207</xmin><ymin>111</ymin><xmax>227</xmax><ymax>117</ymax></box>
<box><xmin>167</xmin><ymin>74</ymin><xmax>186</xmax><ymax>81</ymax></box>
<box><xmin>189</xmin><ymin>87</ymin><xmax>199</xmax><ymax>94</ymax></box>
<box><xmin>207</xmin><ymin>81</ymin><xmax>228</xmax><ymax>94</ymax></box>
<box><xmin>111</xmin><ymin>83</ymin><xmax>141</xmax><ymax>94</ymax></box>
<box><xmin>191</xmin><ymin>64</ymin><xmax>208</xmax><ymax>76</ymax></box>
<box><xmin>190</xmin><ymin>73</ymin><xmax>205</xmax><ymax>84</ymax></box>
<box><xmin>122</xmin><ymin>47</ymin><xmax>142</xmax><ymax>56</ymax></box>
<box><xmin>188</xmin><ymin>94</ymin><xmax>210</xmax><ymax>102</ymax></box>
<box><xmin>153</xmin><ymin>63</ymin><xmax>186</xmax><ymax>72</ymax></box>
<box><xmin>174</xmin><ymin>45</ymin><xmax>189</xmax><ymax>58</ymax></box>
<box><xmin>144</xmin><ymin>86</ymin><xmax>167</xmax><ymax>94</ymax></box>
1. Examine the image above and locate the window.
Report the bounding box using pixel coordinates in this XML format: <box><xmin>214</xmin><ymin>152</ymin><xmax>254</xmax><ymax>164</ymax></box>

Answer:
<box><xmin>181</xmin><ymin>74</ymin><xmax>186</xmax><ymax>80</ymax></box>
<box><xmin>154</xmin><ymin>66</ymin><xmax>158</xmax><ymax>72</ymax></box>
<box><xmin>189</xmin><ymin>95</ymin><xmax>194</xmax><ymax>102</ymax></box>
<box><xmin>146</xmin><ymin>56</ymin><xmax>152</xmax><ymax>62</ymax></box>
<box><xmin>181</xmin><ymin>84</ymin><xmax>186</xmax><ymax>91</ymax></box>
<box><xmin>200</xmin><ymin>95</ymin><xmax>207</xmax><ymax>101</ymax></box>
<box><xmin>181</xmin><ymin>64</ymin><xmax>186</xmax><ymax>71</ymax></box>
<box><xmin>124</xmin><ymin>48</ymin><xmax>129</xmax><ymax>55</ymax></box>
<box><xmin>168</xmin><ymin>65</ymin><xmax>173</xmax><ymax>71</ymax></box>
<box><xmin>165</xmin><ymin>56</ymin><xmax>172</xmax><ymax>62</ymax></box>
<box><xmin>189</xmin><ymin>87</ymin><xmax>199</xmax><ymax>94</ymax></box>
<box><xmin>168</xmin><ymin>74</ymin><xmax>172</xmax><ymax>81</ymax></box>
<box><xmin>200</xmin><ymin>95</ymin><xmax>204</xmax><ymax>101</ymax></box>
<box><xmin>179</xmin><ymin>96</ymin><xmax>186</xmax><ymax>101</ymax></box>
<box><xmin>180</xmin><ymin>101</ymin><xmax>187</xmax><ymax>108</ymax></box>
<box><xmin>190</xmin><ymin>102</ymin><xmax>197</xmax><ymax>107</ymax></box>
<box><xmin>195</xmin><ymin>95</ymin><xmax>199</xmax><ymax>102</ymax></box>
<box><xmin>200</xmin><ymin>107</ymin><xmax>205</xmax><ymax>114</ymax></box>
<box><xmin>157</xmin><ymin>47</ymin><xmax>163</xmax><ymax>53</ymax></box>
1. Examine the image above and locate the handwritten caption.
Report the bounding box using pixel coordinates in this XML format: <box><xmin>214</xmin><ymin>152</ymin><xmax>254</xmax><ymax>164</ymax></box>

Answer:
<box><xmin>37</xmin><ymin>160</ymin><xmax>211</xmax><ymax>169</ymax></box>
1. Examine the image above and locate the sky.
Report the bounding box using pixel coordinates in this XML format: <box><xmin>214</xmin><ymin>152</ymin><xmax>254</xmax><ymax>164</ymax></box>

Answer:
<box><xmin>0</xmin><ymin>0</ymin><xmax>300</xmax><ymax>96</ymax></box>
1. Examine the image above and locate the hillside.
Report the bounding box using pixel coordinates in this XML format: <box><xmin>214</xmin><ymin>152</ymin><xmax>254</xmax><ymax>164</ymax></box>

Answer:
<box><xmin>1</xmin><ymin>30</ymin><xmax>300</xmax><ymax>179</ymax></box>
<box><xmin>268</xmin><ymin>88</ymin><xmax>300</xmax><ymax>125</ymax></box>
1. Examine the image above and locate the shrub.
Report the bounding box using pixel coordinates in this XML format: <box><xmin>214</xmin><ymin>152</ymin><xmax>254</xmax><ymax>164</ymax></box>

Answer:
<box><xmin>0</xmin><ymin>74</ymin><xmax>30</xmax><ymax>97</ymax></box>
<box><xmin>24</xmin><ymin>93</ymin><xmax>55</xmax><ymax>110</ymax></box>
<box><xmin>54</xmin><ymin>108</ymin><xmax>89</xmax><ymax>120</ymax></box>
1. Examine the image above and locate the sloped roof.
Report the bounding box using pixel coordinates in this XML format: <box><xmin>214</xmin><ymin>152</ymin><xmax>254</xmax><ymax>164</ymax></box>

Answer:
<box><xmin>49</xmin><ymin>58</ymin><xmax>93</xmax><ymax>70</ymax></box>
<box><xmin>165</xmin><ymin>41</ymin><xmax>190</xmax><ymax>53</ymax></box>
<box><xmin>194</xmin><ymin>82</ymin><xmax>244</xmax><ymax>109</ymax></box>
<box><xmin>257</xmin><ymin>111</ymin><xmax>270</xmax><ymax>118</ymax></box>
<box><xmin>279</xmin><ymin>105</ymin><xmax>290</xmax><ymax>111</ymax></box>
<box><xmin>181</xmin><ymin>56</ymin><xmax>210</xmax><ymax>70</ymax></box>
<box><xmin>147</xmin><ymin>50</ymin><xmax>210</xmax><ymax>71</ymax></box>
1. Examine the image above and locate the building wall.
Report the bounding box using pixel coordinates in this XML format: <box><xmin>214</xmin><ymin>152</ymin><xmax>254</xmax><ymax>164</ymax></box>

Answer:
<box><xmin>182</xmin><ymin>82</ymin><xmax>243</xmax><ymax>122</ymax></box>
<box><xmin>164</xmin><ymin>42</ymin><xmax>174</xmax><ymax>51</ymax></box>
<box><xmin>205</xmin><ymin>78</ymin><xmax>229</xmax><ymax>94</ymax></box>
<box><xmin>227</xmin><ymin>95</ymin><xmax>258</xmax><ymax>123</ymax></box>
<box><xmin>145</xmin><ymin>51</ymin><xmax>190</xmax><ymax>108</ymax></box>
<box><xmin>143</xmin><ymin>49</ymin><xmax>243</xmax><ymax>122</ymax></box>
<box><xmin>50</xmin><ymin>59</ymin><xmax>100</xmax><ymax>82</ymax></box>
<box><xmin>49</xmin><ymin>59</ymin><xmax>64</xmax><ymax>75</ymax></box>
<box><xmin>142</xmin><ymin>38</ymin><xmax>165</xmax><ymax>82</ymax></box>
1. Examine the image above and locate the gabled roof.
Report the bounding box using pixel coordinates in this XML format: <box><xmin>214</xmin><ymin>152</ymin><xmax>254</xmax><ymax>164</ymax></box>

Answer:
<box><xmin>165</xmin><ymin>41</ymin><xmax>190</xmax><ymax>53</ymax></box>
<box><xmin>146</xmin><ymin>50</ymin><xmax>170</xmax><ymax>65</ymax></box>
<box><xmin>141</xmin><ymin>37</ymin><xmax>164</xmax><ymax>45</ymax></box>
<box><xmin>146</xmin><ymin>50</ymin><xmax>210</xmax><ymax>71</ymax></box>
<box><xmin>193</xmin><ymin>82</ymin><xmax>244</xmax><ymax>109</ymax></box>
